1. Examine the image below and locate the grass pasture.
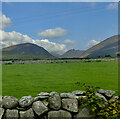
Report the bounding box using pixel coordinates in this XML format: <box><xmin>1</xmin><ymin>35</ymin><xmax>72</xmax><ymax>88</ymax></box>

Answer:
<box><xmin>2</xmin><ymin>61</ymin><xmax>118</xmax><ymax>98</ymax></box>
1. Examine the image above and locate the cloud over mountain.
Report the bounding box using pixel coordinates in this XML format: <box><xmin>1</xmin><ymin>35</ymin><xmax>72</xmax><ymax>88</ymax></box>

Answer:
<box><xmin>64</xmin><ymin>39</ymin><xmax>75</xmax><ymax>44</ymax></box>
<box><xmin>87</xmin><ymin>40</ymin><xmax>100</xmax><ymax>48</ymax></box>
<box><xmin>38</xmin><ymin>27</ymin><xmax>67</xmax><ymax>39</ymax></box>
<box><xmin>0</xmin><ymin>30</ymin><xmax>67</xmax><ymax>54</ymax></box>
<box><xmin>0</xmin><ymin>13</ymin><xmax>12</xmax><ymax>29</ymax></box>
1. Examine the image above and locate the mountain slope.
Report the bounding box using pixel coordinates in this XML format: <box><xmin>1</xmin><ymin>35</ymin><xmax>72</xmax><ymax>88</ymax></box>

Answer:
<box><xmin>80</xmin><ymin>35</ymin><xmax>119</xmax><ymax>58</ymax></box>
<box><xmin>2</xmin><ymin>43</ymin><xmax>54</xmax><ymax>59</ymax></box>
<box><xmin>61</xmin><ymin>49</ymin><xmax>85</xmax><ymax>58</ymax></box>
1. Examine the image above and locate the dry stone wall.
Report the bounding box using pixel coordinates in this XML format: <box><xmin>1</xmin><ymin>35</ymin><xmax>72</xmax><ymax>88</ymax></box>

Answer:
<box><xmin>0</xmin><ymin>89</ymin><xmax>119</xmax><ymax>119</ymax></box>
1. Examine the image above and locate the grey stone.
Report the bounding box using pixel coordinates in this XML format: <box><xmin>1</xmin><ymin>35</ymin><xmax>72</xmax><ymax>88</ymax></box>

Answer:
<box><xmin>48</xmin><ymin>110</ymin><xmax>72</xmax><ymax>119</ymax></box>
<box><xmin>98</xmin><ymin>89</ymin><xmax>115</xmax><ymax>98</ymax></box>
<box><xmin>60</xmin><ymin>93</ymin><xmax>76</xmax><ymax>98</ymax></box>
<box><xmin>38</xmin><ymin>96</ymin><xmax>49</xmax><ymax>99</ymax></box>
<box><xmin>98</xmin><ymin>89</ymin><xmax>105</xmax><ymax>94</ymax></box>
<box><xmin>95</xmin><ymin>93</ymin><xmax>107</xmax><ymax>102</ymax></box>
<box><xmin>33</xmin><ymin>97</ymin><xmax>40</xmax><ymax>102</ymax></box>
<box><xmin>62</xmin><ymin>99</ymin><xmax>78</xmax><ymax>112</ymax></box>
<box><xmin>20</xmin><ymin>108</ymin><xmax>34</xmax><ymax>118</ymax></box>
<box><xmin>110</xmin><ymin>96</ymin><xmax>119</xmax><ymax>102</ymax></box>
<box><xmin>0</xmin><ymin>108</ymin><xmax>4</xmax><ymax>119</ymax></box>
<box><xmin>105</xmin><ymin>90</ymin><xmax>115</xmax><ymax>97</ymax></box>
<box><xmin>72</xmin><ymin>90</ymin><xmax>86</xmax><ymax>95</ymax></box>
<box><xmin>3</xmin><ymin>96</ymin><xmax>18</xmax><ymax>109</ymax></box>
<box><xmin>6</xmin><ymin>109</ymin><xmax>19</xmax><ymax>118</ymax></box>
<box><xmin>0</xmin><ymin>96</ymin><xmax>2</xmax><ymax>108</ymax></box>
<box><xmin>38</xmin><ymin>92</ymin><xmax>49</xmax><ymax>96</ymax></box>
<box><xmin>32</xmin><ymin>101</ymin><xmax>48</xmax><ymax>116</ymax></box>
<box><xmin>33</xmin><ymin>96</ymin><xmax>49</xmax><ymax>102</ymax></box>
<box><xmin>48</xmin><ymin>92</ymin><xmax>61</xmax><ymax>110</ymax></box>
<box><xmin>74</xmin><ymin>107</ymin><xmax>95</xmax><ymax>118</ymax></box>
<box><xmin>19</xmin><ymin>96</ymin><xmax>33</xmax><ymax>107</ymax></box>
<box><xmin>37</xmin><ymin>92</ymin><xmax>49</xmax><ymax>99</ymax></box>
<box><xmin>43</xmin><ymin>101</ymin><xmax>48</xmax><ymax>107</ymax></box>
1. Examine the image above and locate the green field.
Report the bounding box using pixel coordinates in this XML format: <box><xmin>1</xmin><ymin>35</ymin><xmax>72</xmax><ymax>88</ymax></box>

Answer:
<box><xmin>2</xmin><ymin>61</ymin><xmax>118</xmax><ymax>98</ymax></box>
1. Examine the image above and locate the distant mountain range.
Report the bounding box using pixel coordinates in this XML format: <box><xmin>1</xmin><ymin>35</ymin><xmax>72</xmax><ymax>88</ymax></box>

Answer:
<box><xmin>1</xmin><ymin>35</ymin><xmax>119</xmax><ymax>60</ymax></box>
<box><xmin>60</xmin><ymin>49</ymin><xmax>85</xmax><ymax>58</ymax></box>
<box><xmin>2</xmin><ymin>43</ymin><xmax>54</xmax><ymax>60</ymax></box>
<box><xmin>80</xmin><ymin>35</ymin><xmax>119</xmax><ymax>58</ymax></box>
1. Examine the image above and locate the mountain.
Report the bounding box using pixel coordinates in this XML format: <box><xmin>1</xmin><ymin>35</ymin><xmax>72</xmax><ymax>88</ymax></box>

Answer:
<box><xmin>80</xmin><ymin>35</ymin><xmax>120</xmax><ymax>58</ymax></box>
<box><xmin>61</xmin><ymin>49</ymin><xmax>85</xmax><ymax>58</ymax></box>
<box><xmin>50</xmin><ymin>52</ymin><xmax>62</xmax><ymax>58</ymax></box>
<box><xmin>2</xmin><ymin>43</ymin><xmax>54</xmax><ymax>60</ymax></box>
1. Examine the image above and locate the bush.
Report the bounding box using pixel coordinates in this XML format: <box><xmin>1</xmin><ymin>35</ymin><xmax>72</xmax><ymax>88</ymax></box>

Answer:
<box><xmin>76</xmin><ymin>82</ymin><xmax>120</xmax><ymax>118</ymax></box>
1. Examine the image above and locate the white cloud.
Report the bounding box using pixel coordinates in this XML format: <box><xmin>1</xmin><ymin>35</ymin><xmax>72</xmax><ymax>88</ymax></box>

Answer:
<box><xmin>64</xmin><ymin>39</ymin><xmax>75</xmax><ymax>44</ymax></box>
<box><xmin>106</xmin><ymin>3</ymin><xmax>118</xmax><ymax>10</ymax></box>
<box><xmin>0</xmin><ymin>30</ymin><xmax>67</xmax><ymax>54</ymax></box>
<box><xmin>0</xmin><ymin>13</ymin><xmax>12</xmax><ymax>29</ymax></box>
<box><xmin>87</xmin><ymin>40</ymin><xmax>100</xmax><ymax>48</ymax></box>
<box><xmin>38</xmin><ymin>27</ymin><xmax>67</xmax><ymax>39</ymax></box>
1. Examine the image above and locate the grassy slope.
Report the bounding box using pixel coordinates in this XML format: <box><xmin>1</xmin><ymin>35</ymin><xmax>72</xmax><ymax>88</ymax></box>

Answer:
<box><xmin>2</xmin><ymin>61</ymin><xmax>118</xmax><ymax>98</ymax></box>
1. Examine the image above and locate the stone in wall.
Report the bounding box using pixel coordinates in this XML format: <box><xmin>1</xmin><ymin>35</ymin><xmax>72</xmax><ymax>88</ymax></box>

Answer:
<box><xmin>19</xmin><ymin>96</ymin><xmax>33</xmax><ymax>108</ymax></box>
<box><xmin>48</xmin><ymin>110</ymin><xmax>72</xmax><ymax>119</ymax></box>
<box><xmin>6</xmin><ymin>109</ymin><xmax>19</xmax><ymax>118</ymax></box>
<box><xmin>97</xmin><ymin>89</ymin><xmax>115</xmax><ymax>98</ymax></box>
<box><xmin>33</xmin><ymin>96</ymin><xmax>40</xmax><ymax>102</ymax></box>
<box><xmin>74</xmin><ymin>107</ymin><xmax>96</xmax><ymax>119</ymax></box>
<box><xmin>95</xmin><ymin>93</ymin><xmax>108</xmax><ymax>102</ymax></box>
<box><xmin>0</xmin><ymin>108</ymin><xmax>4</xmax><ymax>119</ymax></box>
<box><xmin>20</xmin><ymin>108</ymin><xmax>34</xmax><ymax>118</ymax></box>
<box><xmin>0</xmin><ymin>96</ymin><xmax>2</xmax><ymax>108</ymax></box>
<box><xmin>0</xmin><ymin>89</ymin><xmax>119</xmax><ymax>119</ymax></box>
<box><xmin>43</xmin><ymin>101</ymin><xmax>49</xmax><ymax>107</ymax></box>
<box><xmin>2</xmin><ymin>96</ymin><xmax>18</xmax><ymax>109</ymax></box>
<box><xmin>37</xmin><ymin>92</ymin><xmax>49</xmax><ymax>99</ymax></box>
<box><xmin>32</xmin><ymin>101</ymin><xmax>48</xmax><ymax>116</ymax></box>
<box><xmin>60</xmin><ymin>93</ymin><xmax>76</xmax><ymax>99</ymax></box>
<box><xmin>72</xmin><ymin>90</ymin><xmax>86</xmax><ymax>96</ymax></box>
<box><xmin>48</xmin><ymin>92</ymin><xmax>61</xmax><ymax>110</ymax></box>
<box><xmin>62</xmin><ymin>98</ymin><xmax>78</xmax><ymax>112</ymax></box>
<box><xmin>110</xmin><ymin>96</ymin><xmax>119</xmax><ymax>102</ymax></box>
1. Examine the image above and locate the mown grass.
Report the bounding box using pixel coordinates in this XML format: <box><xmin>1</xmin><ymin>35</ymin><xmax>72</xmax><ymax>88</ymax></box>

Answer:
<box><xmin>2</xmin><ymin>61</ymin><xmax>118</xmax><ymax>98</ymax></box>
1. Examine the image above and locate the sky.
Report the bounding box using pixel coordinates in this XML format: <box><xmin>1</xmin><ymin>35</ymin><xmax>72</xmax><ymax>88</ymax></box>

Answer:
<box><xmin>0</xmin><ymin>2</ymin><xmax>118</xmax><ymax>54</ymax></box>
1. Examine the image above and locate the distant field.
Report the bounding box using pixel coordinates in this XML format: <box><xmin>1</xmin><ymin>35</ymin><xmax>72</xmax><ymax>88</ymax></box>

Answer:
<box><xmin>2</xmin><ymin>61</ymin><xmax>118</xmax><ymax>98</ymax></box>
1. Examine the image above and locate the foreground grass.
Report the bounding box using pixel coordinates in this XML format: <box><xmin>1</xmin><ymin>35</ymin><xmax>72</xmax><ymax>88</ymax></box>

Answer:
<box><xmin>2</xmin><ymin>61</ymin><xmax>118</xmax><ymax>98</ymax></box>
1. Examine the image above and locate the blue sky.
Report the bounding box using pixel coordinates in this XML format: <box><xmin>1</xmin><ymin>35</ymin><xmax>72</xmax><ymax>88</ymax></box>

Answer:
<box><xmin>1</xmin><ymin>2</ymin><xmax>118</xmax><ymax>54</ymax></box>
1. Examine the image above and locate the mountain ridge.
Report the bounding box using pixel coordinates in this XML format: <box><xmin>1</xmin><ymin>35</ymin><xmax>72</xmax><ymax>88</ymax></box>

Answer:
<box><xmin>80</xmin><ymin>35</ymin><xmax>119</xmax><ymax>58</ymax></box>
<box><xmin>60</xmin><ymin>49</ymin><xmax>85</xmax><ymax>58</ymax></box>
<box><xmin>2</xmin><ymin>43</ymin><xmax>54</xmax><ymax>60</ymax></box>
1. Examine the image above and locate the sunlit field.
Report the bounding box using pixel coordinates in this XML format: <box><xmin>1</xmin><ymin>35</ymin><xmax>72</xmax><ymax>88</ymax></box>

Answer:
<box><xmin>2</xmin><ymin>61</ymin><xmax>118</xmax><ymax>98</ymax></box>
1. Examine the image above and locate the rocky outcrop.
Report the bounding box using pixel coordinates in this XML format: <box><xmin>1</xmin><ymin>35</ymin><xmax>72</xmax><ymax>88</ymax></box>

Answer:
<box><xmin>0</xmin><ymin>89</ymin><xmax>118</xmax><ymax>118</ymax></box>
